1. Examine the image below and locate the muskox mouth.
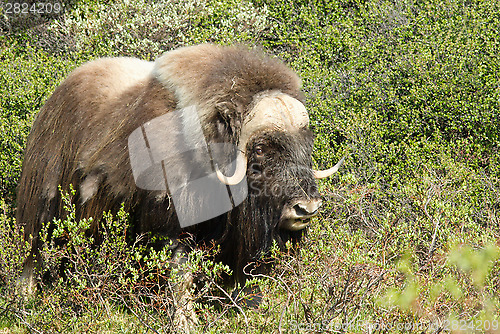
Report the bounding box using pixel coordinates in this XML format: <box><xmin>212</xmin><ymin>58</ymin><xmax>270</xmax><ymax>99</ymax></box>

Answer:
<box><xmin>279</xmin><ymin>218</ymin><xmax>312</xmax><ymax>231</ymax></box>
<box><xmin>278</xmin><ymin>198</ymin><xmax>322</xmax><ymax>231</ymax></box>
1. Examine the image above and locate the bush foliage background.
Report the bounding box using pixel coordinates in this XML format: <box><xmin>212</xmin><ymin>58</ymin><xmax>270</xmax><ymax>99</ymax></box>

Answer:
<box><xmin>1</xmin><ymin>0</ymin><xmax>499</xmax><ymax>332</ymax></box>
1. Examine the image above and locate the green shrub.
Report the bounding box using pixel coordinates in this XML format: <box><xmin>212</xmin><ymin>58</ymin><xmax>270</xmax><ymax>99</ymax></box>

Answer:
<box><xmin>1</xmin><ymin>0</ymin><xmax>500</xmax><ymax>332</ymax></box>
<box><xmin>0</xmin><ymin>40</ymin><xmax>72</xmax><ymax>204</ymax></box>
<box><xmin>1</xmin><ymin>187</ymin><xmax>238</xmax><ymax>332</ymax></box>
<box><xmin>36</xmin><ymin>0</ymin><xmax>271</xmax><ymax>59</ymax></box>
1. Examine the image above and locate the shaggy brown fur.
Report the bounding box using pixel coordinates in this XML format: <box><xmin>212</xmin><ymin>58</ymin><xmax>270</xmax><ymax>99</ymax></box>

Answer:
<box><xmin>17</xmin><ymin>44</ymin><xmax>314</xmax><ymax>286</ymax></box>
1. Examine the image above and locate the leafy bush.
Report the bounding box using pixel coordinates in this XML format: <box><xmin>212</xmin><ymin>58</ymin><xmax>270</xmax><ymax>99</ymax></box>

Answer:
<box><xmin>1</xmin><ymin>0</ymin><xmax>500</xmax><ymax>332</ymax></box>
<box><xmin>0</xmin><ymin>41</ymin><xmax>72</xmax><ymax>204</ymax></box>
<box><xmin>1</xmin><ymin>188</ymin><xmax>239</xmax><ymax>332</ymax></box>
<box><xmin>18</xmin><ymin>0</ymin><xmax>271</xmax><ymax>59</ymax></box>
<box><xmin>259</xmin><ymin>0</ymin><xmax>500</xmax><ymax>177</ymax></box>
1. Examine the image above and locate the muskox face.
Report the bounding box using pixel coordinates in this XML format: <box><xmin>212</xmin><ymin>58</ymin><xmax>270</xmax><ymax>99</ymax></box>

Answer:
<box><xmin>246</xmin><ymin>129</ymin><xmax>322</xmax><ymax>232</ymax></box>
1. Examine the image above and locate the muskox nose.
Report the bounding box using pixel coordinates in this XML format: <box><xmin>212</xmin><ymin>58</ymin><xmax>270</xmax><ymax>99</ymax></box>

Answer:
<box><xmin>279</xmin><ymin>198</ymin><xmax>323</xmax><ymax>231</ymax></box>
<box><xmin>292</xmin><ymin>198</ymin><xmax>322</xmax><ymax>217</ymax></box>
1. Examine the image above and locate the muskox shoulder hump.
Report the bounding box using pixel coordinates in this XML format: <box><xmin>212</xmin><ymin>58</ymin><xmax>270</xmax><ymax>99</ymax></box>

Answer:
<box><xmin>67</xmin><ymin>57</ymin><xmax>155</xmax><ymax>100</ymax></box>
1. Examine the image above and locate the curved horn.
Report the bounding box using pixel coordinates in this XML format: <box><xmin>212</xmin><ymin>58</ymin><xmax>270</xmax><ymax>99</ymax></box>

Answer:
<box><xmin>313</xmin><ymin>156</ymin><xmax>345</xmax><ymax>179</ymax></box>
<box><xmin>215</xmin><ymin>150</ymin><xmax>248</xmax><ymax>185</ymax></box>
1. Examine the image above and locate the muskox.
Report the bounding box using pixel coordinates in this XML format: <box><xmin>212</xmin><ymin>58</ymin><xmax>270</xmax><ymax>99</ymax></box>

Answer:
<box><xmin>17</xmin><ymin>44</ymin><xmax>342</xmax><ymax>295</ymax></box>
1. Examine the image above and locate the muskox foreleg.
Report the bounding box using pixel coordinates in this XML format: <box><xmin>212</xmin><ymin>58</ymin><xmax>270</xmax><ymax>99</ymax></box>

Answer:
<box><xmin>170</xmin><ymin>245</ymin><xmax>198</xmax><ymax>334</ymax></box>
<box><xmin>18</xmin><ymin>252</ymin><xmax>38</xmax><ymax>296</ymax></box>
<box><xmin>18</xmin><ymin>192</ymin><xmax>59</xmax><ymax>296</ymax></box>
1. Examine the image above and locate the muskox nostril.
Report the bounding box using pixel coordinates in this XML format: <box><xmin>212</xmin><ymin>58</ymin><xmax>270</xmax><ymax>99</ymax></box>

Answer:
<box><xmin>293</xmin><ymin>204</ymin><xmax>311</xmax><ymax>217</ymax></box>
<box><xmin>293</xmin><ymin>198</ymin><xmax>322</xmax><ymax>217</ymax></box>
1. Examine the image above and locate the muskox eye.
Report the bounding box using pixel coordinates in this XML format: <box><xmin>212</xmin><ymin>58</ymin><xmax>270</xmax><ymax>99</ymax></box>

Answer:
<box><xmin>255</xmin><ymin>146</ymin><xmax>264</xmax><ymax>157</ymax></box>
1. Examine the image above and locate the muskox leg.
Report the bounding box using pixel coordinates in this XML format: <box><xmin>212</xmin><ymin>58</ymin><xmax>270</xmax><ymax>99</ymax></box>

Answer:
<box><xmin>17</xmin><ymin>193</ymin><xmax>58</xmax><ymax>296</ymax></box>
<box><xmin>18</xmin><ymin>233</ymin><xmax>43</xmax><ymax>297</ymax></box>
<box><xmin>171</xmin><ymin>245</ymin><xmax>198</xmax><ymax>333</ymax></box>
<box><xmin>18</xmin><ymin>250</ymin><xmax>38</xmax><ymax>296</ymax></box>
